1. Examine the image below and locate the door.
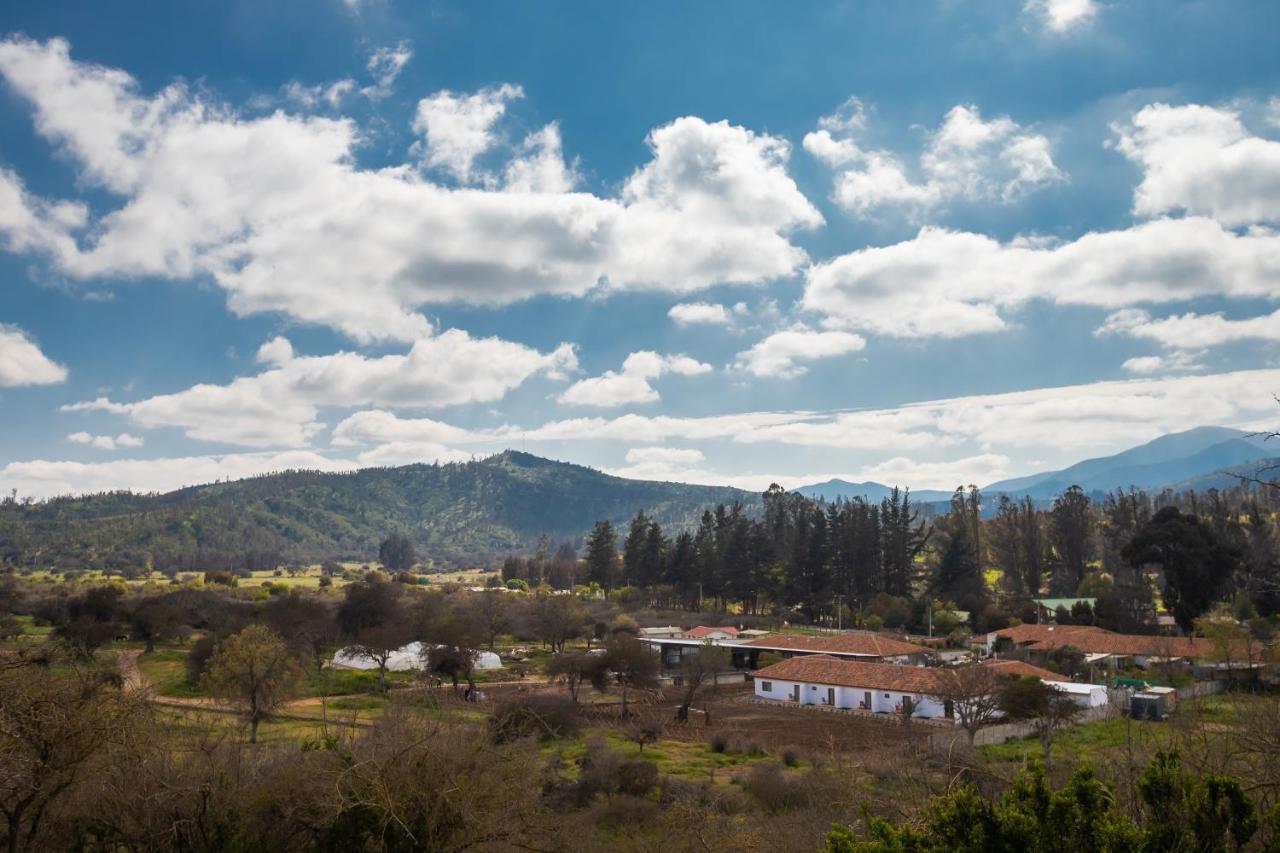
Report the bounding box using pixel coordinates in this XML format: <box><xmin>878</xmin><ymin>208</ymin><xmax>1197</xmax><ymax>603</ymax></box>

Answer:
<box><xmin>827</xmin><ymin>687</ymin><xmax>836</xmax><ymax>706</ymax></box>
<box><xmin>902</xmin><ymin>695</ymin><xmax>913</xmax><ymax>715</ymax></box>
<box><xmin>792</xmin><ymin>684</ymin><xmax>800</xmax><ymax>702</ymax></box>
<box><xmin>863</xmin><ymin>691</ymin><xmax>871</xmax><ymax>710</ymax></box>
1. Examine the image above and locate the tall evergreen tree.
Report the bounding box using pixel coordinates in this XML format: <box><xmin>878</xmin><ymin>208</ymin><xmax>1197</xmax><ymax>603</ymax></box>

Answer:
<box><xmin>584</xmin><ymin>520</ymin><xmax>618</xmax><ymax>589</ymax></box>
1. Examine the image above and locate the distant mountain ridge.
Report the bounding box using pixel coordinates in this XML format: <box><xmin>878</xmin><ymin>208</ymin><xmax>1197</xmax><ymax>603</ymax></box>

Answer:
<box><xmin>0</xmin><ymin>450</ymin><xmax>756</xmax><ymax>570</ymax></box>
<box><xmin>983</xmin><ymin>427</ymin><xmax>1273</xmax><ymax>499</ymax></box>
<box><xmin>793</xmin><ymin>427</ymin><xmax>1277</xmax><ymax>506</ymax></box>
<box><xmin>793</xmin><ymin>480</ymin><xmax>953</xmax><ymax>504</ymax></box>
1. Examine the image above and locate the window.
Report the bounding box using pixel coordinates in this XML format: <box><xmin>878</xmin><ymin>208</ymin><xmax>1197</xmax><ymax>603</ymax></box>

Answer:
<box><xmin>761</xmin><ymin>681</ymin><xmax>772</xmax><ymax>692</ymax></box>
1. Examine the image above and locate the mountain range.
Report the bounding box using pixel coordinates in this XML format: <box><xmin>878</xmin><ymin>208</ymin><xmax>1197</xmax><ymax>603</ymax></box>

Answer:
<box><xmin>2</xmin><ymin>428</ymin><xmax>1276</xmax><ymax>572</ymax></box>
<box><xmin>794</xmin><ymin>426</ymin><xmax>1277</xmax><ymax>505</ymax></box>
<box><xmin>0</xmin><ymin>451</ymin><xmax>754</xmax><ymax>571</ymax></box>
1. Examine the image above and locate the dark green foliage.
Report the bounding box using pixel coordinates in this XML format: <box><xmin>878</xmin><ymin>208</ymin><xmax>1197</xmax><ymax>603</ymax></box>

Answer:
<box><xmin>822</xmin><ymin>754</ymin><xmax>1260</xmax><ymax>852</ymax></box>
<box><xmin>0</xmin><ymin>451</ymin><xmax>754</xmax><ymax>572</ymax></box>
<box><xmin>377</xmin><ymin>532</ymin><xmax>417</xmax><ymax>573</ymax></box>
<box><xmin>1124</xmin><ymin>506</ymin><xmax>1241</xmax><ymax>630</ymax></box>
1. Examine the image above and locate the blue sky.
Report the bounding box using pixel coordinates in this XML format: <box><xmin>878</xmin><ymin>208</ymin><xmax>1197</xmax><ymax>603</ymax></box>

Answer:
<box><xmin>2</xmin><ymin>0</ymin><xmax>1280</xmax><ymax>497</ymax></box>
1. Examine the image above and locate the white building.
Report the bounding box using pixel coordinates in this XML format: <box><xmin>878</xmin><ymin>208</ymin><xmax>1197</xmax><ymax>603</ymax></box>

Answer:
<box><xmin>1042</xmin><ymin>680</ymin><xmax>1110</xmax><ymax>708</ymax></box>
<box><xmin>751</xmin><ymin>654</ymin><xmax>951</xmax><ymax>718</ymax></box>
<box><xmin>331</xmin><ymin>642</ymin><xmax>502</xmax><ymax>672</ymax></box>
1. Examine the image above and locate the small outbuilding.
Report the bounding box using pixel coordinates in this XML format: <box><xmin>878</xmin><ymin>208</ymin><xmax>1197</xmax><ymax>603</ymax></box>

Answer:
<box><xmin>332</xmin><ymin>642</ymin><xmax>502</xmax><ymax>672</ymax></box>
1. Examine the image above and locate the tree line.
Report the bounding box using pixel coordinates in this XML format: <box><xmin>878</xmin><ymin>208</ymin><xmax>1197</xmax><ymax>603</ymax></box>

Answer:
<box><xmin>553</xmin><ymin>483</ymin><xmax>1280</xmax><ymax>636</ymax></box>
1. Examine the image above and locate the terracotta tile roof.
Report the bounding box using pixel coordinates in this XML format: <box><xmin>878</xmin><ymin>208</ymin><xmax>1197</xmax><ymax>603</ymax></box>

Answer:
<box><xmin>1025</xmin><ymin>632</ymin><xmax>1262</xmax><ymax>661</ymax></box>
<box><xmin>752</xmin><ymin>655</ymin><xmax>945</xmax><ymax>694</ymax></box>
<box><xmin>743</xmin><ymin>632</ymin><xmax>930</xmax><ymax>659</ymax></box>
<box><xmin>993</xmin><ymin>624</ymin><xmax>1115</xmax><ymax>646</ymax></box>
<box><xmin>980</xmin><ymin>659</ymin><xmax>1063</xmax><ymax>681</ymax></box>
<box><xmin>685</xmin><ymin>625</ymin><xmax>739</xmax><ymax>639</ymax></box>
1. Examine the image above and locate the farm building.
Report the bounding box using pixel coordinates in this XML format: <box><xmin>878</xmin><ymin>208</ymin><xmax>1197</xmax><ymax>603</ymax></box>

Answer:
<box><xmin>751</xmin><ymin>655</ymin><xmax>952</xmax><ymax>717</ymax></box>
<box><xmin>331</xmin><ymin>642</ymin><xmax>502</xmax><ymax>672</ymax></box>
<box><xmin>1042</xmin><ymin>680</ymin><xmax>1110</xmax><ymax>707</ymax></box>
<box><xmin>641</xmin><ymin>629</ymin><xmax>932</xmax><ymax>670</ymax></box>
<box><xmin>684</xmin><ymin>625</ymin><xmax>740</xmax><ymax>640</ymax></box>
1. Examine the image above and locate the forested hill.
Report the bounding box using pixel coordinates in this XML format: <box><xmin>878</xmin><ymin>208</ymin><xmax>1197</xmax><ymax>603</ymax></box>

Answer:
<box><xmin>0</xmin><ymin>451</ymin><xmax>756</xmax><ymax>572</ymax></box>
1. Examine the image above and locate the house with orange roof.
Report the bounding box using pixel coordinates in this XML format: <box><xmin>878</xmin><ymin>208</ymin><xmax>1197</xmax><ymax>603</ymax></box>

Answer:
<box><xmin>684</xmin><ymin>625</ymin><xmax>739</xmax><ymax>640</ymax></box>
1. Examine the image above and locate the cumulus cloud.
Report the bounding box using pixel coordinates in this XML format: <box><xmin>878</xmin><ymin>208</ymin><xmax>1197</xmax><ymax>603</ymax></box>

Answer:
<box><xmin>0</xmin><ymin>324</ymin><xmax>67</xmax><ymax>386</ymax></box>
<box><xmin>668</xmin><ymin>302</ymin><xmax>733</xmax><ymax>326</ymax></box>
<box><xmin>557</xmin><ymin>351</ymin><xmax>711</xmax><ymax>408</ymax></box>
<box><xmin>1098</xmin><ymin>307</ymin><xmax>1280</xmax><ymax>350</ymax></box>
<box><xmin>855</xmin><ymin>453</ymin><xmax>1012</xmax><ymax>489</ymax></box>
<box><xmin>0</xmin><ymin>450</ymin><xmax>357</xmax><ymax>499</ymax></box>
<box><xmin>502</xmin><ymin>123</ymin><xmax>578</xmax><ymax>193</ymax></box>
<box><xmin>731</xmin><ymin>325</ymin><xmax>865</xmax><ymax>378</ymax></box>
<box><xmin>803</xmin><ymin>98</ymin><xmax>1063</xmax><ymax>217</ymax></box>
<box><xmin>1114</xmin><ymin>102</ymin><xmax>1280</xmax><ymax>226</ymax></box>
<box><xmin>412</xmin><ymin>83</ymin><xmax>524</xmax><ymax>183</ymax></box>
<box><xmin>803</xmin><ymin>217</ymin><xmax>1280</xmax><ymax>339</ymax></box>
<box><xmin>67</xmin><ymin>431</ymin><xmax>144</xmax><ymax>450</ymax></box>
<box><xmin>254</xmin><ymin>336</ymin><xmax>294</xmax><ymax>366</ymax></box>
<box><xmin>334</xmin><ymin>367</ymin><xmax>1280</xmax><ymax>457</ymax></box>
<box><xmin>1120</xmin><ymin>352</ymin><xmax>1204</xmax><ymax>375</ymax></box>
<box><xmin>63</xmin><ymin>329</ymin><xmax>578</xmax><ymax>447</ymax></box>
<box><xmin>1024</xmin><ymin>0</ymin><xmax>1098</xmax><ymax>34</ymax></box>
<box><xmin>0</xmin><ymin>38</ymin><xmax>821</xmax><ymax>343</ymax></box>
<box><xmin>360</xmin><ymin>42</ymin><xmax>411</xmax><ymax>101</ymax></box>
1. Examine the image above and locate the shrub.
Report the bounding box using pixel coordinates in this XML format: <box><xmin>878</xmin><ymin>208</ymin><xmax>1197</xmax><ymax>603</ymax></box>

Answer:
<box><xmin>708</xmin><ymin>732</ymin><xmax>730</xmax><ymax>754</ymax></box>
<box><xmin>615</xmin><ymin>758</ymin><xmax>659</xmax><ymax>797</ymax></box>
<box><xmin>489</xmin><ymin>695</ymin><xmax>581</xmax><ymax>744</ymax></box>
<box><xmin>743</xmin><ymin>764</ymin><xmax>809</xmax><ymax>813</ymax></box>
<box><xmin>592</xmin><ymin>796</ymin><xmax>660</xmax><ymax>830</ymax></box>
<box><xmin>781</xmin><ymin>745</ymin><xmax>801</xmax><ymax>767</ymax></box>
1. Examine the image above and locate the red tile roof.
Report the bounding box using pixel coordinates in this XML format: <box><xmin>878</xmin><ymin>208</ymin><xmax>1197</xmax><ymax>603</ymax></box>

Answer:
<box><xmin>1025</xmin><ymin>632</ymin><xmax>1262</xmax><ymax>661</ymax></box>
<box><xmin>744</xmin><ymin>632</ymin><xmax>930</xmax><ymax>659</ymax></box>
<box><xmin>979</xmin><ymin>659</ymin><xmax>1063</xmax><ymax>681</ymax></box>
<box><xmin>993</xmin><ymin>624</ymin><xmax>1115</xmax><ymax>646</ymax></box>
<box><xmin>752</xmin><ymin>655</ymin><xmax>946</xmax><ymax>693</ymax></box>
<box><xmin>685</xmin><ymin>625</ymin><xmax>739</xmax><ymax>639</ymax></box>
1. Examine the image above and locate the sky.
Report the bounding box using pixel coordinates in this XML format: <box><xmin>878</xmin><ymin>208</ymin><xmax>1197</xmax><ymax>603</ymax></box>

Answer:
<box><xmin>2</xmin><ymin>0</ymin><xmax>1280</xmax><ymax>498</ymax></box>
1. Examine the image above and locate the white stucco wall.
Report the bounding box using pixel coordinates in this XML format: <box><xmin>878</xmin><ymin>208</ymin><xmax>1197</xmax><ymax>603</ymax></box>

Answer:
<box><xmin>753</xmin><ymin>678</ymin><xmax>949</xmax><ymax>718</ymax></box>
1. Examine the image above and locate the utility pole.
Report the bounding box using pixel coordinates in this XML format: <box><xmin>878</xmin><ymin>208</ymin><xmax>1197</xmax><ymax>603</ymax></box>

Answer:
<box><xmin>834</xmin><ymin>594</ymin><xmax>844</xmax><ymax>630</ymax></box>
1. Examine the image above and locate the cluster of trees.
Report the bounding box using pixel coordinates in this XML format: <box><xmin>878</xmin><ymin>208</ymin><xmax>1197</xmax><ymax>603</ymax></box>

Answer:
<box><xmin>7</xmin><ymin>642</ymin><xmax>1280</xmax><ymax>852</ymax></box>
<box><xmin>0</xmin><ymin>452</ymin><xmax>750</xmax><ymax>572</ymax></box>
<box><xmin>566</xmin><ymin>483</ymin><xmax>1279</xmax><ymax>636</ymax></box>
<box><xmin>824</xmin><ymin>753</ymin><xmax>1268</xmax><ymax>852</ymax></box>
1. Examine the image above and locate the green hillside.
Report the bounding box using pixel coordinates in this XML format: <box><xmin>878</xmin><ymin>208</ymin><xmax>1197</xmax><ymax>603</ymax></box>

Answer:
<box><xmin>0</xmin><ymin>451</ymin><xmax>757</xmax><ymax>572</ymax></box>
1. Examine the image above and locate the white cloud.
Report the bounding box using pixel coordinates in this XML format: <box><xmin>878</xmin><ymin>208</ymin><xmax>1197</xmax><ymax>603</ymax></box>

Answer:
<box><xmin>803</xmin><ymin>217</ymin><xmax>1280</xmax><ymax>339</ymax></box>
<box><xmin>335</xmin><ymin>367</ymin><xmax>1280</xmax><ymax>456</ymax></box>
<box><xmin>254</xmin><ymin>335</ymin><xmax>294</xmax><ymax>366</ymax></box>
<box><xmin>282</xmin><ymin>78</ymin><xmax>356</xmax><ymax>110</ymax></box>
<box><xmin>1120</xmin><ymin>352</ymin><xmax>1204</xmax><ymax>375</ymax></box>
<box><xmin>0</xmin><ymin>324</ymin><xmax>67</xmax><ymax>386</ymax></box>
<box><xmin>624</xmin><ymin>446</ymin><xmax>705</xmax><ymax>466</ymax></box>
<box><xmin>1098</xmin><ymin>307</ymin><xmax>1280</xmax><ymax>350</ymax></box>
<box><xmin>67</xmin><ymin>431</ymin><xmax>144</xmax><ymax>450</ymax></box>
<box><xmin>803</xmin><ymin>101</ymin><xmax>1063</xmax><ymax>217</ymax></box>
<box><xmin>0</xmin><ymin>38</ymin><xmax>821</xmax><ymax>343</ymax></box>
<box><xmin>412</xmin><ymin>83</ymin><xmax>524</xmax><ymax>183</ymax></box>
<box><xmin>731</xmin><ymin>325</ymin><xmax>865</xmax><ymax>378</ymax></box>
<box><xmin>1114</xmin><ymin>102</ymin><xmax>1280</xmax><ymax>226</ymax></box>
<box><xmin>1024</xmin><ymin>0</ymin><xmax>1098</xmax><ymax>34</ymax></box>
<box><xmin>1</xmin><ymin>450</ymin><xmax>357</xmax><ymax>499</ymax></box>
<box><xmin>502</xmin><ymin>123</ymin><xmax>578</xmax><ymax>193</ymax></box>
<box><xmin>668</xmin><ymin>302</ymin><xmax>733</xmax><ymax>326</ymax></box>
<box><xmin>360</xmin><ymin>42</ymin><xmax>411</xmax><ymax>101</ymax></box>
<box><xmin>854</xmin><ymin>454</ymin><xmax>1012</xmax><ymax>490</ymax></box>
<box><xmin>63</xmin><ymin>329</ymin><xmax>578</xmax><ymax>447</ymax></box>
<box><xmin>557</xmin><ymin>350</ymin><xmax>711</xmax><ymax>408</ymax></box>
